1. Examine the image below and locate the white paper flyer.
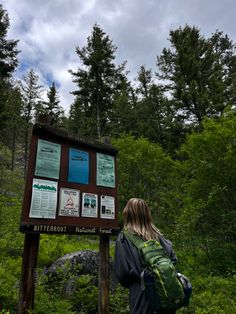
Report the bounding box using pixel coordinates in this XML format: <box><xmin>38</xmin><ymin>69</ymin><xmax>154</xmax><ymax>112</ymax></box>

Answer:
<box><xmin>29</xmin><ymin>179</ymin><xmax>58</xmax><ymax>219</ymax></box>
<box><xmin>100</xmin><ymin>195</ymin><xmax>115</xmax><ymax>219</ymax></box>
<box><xmin>59</xmin><ymin>188</ymin><xmax>80</xmax><ymax>217</ymax></box>
<box><xmin>82</xmin><ymin>193</ymin><xmax>98</xmax><ymax>218</ymax></box>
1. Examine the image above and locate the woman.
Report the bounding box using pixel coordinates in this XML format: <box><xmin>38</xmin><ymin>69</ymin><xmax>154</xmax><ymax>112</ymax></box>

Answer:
<box><xmin>114</xmin><ymin>198</ymin><xmax>177</xmax><ymax>314</ymax></box>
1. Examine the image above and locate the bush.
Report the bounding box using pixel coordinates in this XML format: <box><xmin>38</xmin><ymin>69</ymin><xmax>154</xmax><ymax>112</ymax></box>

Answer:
<box><xmin>0</xmin><ymin>257</ymin><xmax>21</xmax><ymax>313</ymax></box>
<box><xmin>178</xmin><ymin>275</ymin><xmax>236</xmax><ymax>314</ymax></box>
<box><xmin>110</xmin><ymin>285</ymin><xmax>129</xmax><ymax>314</ymax></box>
<box><xmin>33</xmin><ymin>284</ymin><xmax>75</xmax><ymax>314</ymax></box>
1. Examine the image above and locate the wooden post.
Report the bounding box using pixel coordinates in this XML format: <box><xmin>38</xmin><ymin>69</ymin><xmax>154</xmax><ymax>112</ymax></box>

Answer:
<box><xmin>18</xmin><ymin>233</ymin><xmax>40</xmax><ymax>314</ymax></box>
<box><xmin>98</xmin><ymin>234</ymin><xmax>110</xmax><ymax>314</ymax></box>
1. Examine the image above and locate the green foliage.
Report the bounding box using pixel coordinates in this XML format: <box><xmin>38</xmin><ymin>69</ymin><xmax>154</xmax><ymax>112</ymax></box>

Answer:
<box><xmin>69</xmin><ymin>23</ymin><xmax>127</xmax><ymax>139</ymax></box>
<box><xmin>36</xmin><ymin>265</ymin><xmax>129</xmax><ymax>314</ymax></box>
<box><xmin>0</xmin><ymin>4</ymin><xmax>19</xmax><ymax>133</ymax></box>
<box><xmin>0</xmin><ymin>158</ymin><xmax>24</xmax><ymax>312</ymax></box>
<box><xmin>157</xmin><ymin>25</ymin><xmax>236</xmax><ymax>125</ymax></box>
<box><xmin>43</xmin><ymin>82</ymin><xmax>65</xmax><ymax>127</ymax></box>
<box><xmin>38</xmin><ymin>235</ymin><xmax>98</xmax><ymax>267</ymax></box>
<box><xmin>134</xmin><ymin>66</ymin><xmax>186</xmax><ymax>153</ymax></box>
<box><xmin>0</xmin><ymin>86</ymin><xmax>24</xmax><ymax>171</ymax></box>
<box><xmin>21</xmin><ymin>69</ymin><xmax>43</xmax><ymax>125</ymax></box>
<box><xmin>33</xmin><ymin>284</ymin><xmax>76</xmax><ymax>314</ymax></box>
<box><xmin>178</xmin><ymin>275</ymin><xmax>236</xmax><ymax>314</ymax></box>
<box><xmin>69</xmin><ymin>276</ymin><xmax>98</xmax><ymax>314</ymax></box>
<box><xmin>175</xmin><ymin>112</ymin><xmax>236</xmax><ymax>275</ymax></box>
<box><xmin>1</xmin><ymin>16</ymin><xmax>236</xmax><ymax>313</ymax></box>
<box><xmin>107</xmin><ymin>82</ymin><xmax>134</xmax><ymax>138</ymax></box>
<box><xmin>0</xmin><ymin>193</ymin><xmax>24</xmax><ymax>259</ymax></box>
<box><xmin>0</xmin><ymin>4</ymin><xmax>19</xmax><ymax>80</ymax></box>
<box><xmin>112</xmin><ymin>134</ymin><xmax>179</xmax><ymax>231</ymax></box>
<box><xmin>1</xmin><ymin>113</ymin><xmax>236</xmax><ymax>312</ymax></box>
<box><xmin>0</xmin><ymin>257</ymin><xmax>21</xmax><ymax>312</ymax></box>
<box><xmin>110</xmin><ymin>285</ymin><xmax>129</xmax><ymax>314</ymax></box>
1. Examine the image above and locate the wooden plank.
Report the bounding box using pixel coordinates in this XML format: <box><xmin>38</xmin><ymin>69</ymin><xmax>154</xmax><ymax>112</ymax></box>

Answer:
<box><xmin>18</xmin><ymin>233</ymin><xmax>40</xmax><ymax>314</ymax></box>
<box><xmin>98</xmin><ymin>234</ymin><xmax>110</xmax><ymax>314</ymax></box>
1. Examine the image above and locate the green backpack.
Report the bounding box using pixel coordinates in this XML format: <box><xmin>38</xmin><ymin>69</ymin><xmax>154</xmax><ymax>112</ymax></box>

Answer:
<box><xmin>124</xmin><ymin>231</ymin><xmax>190</xmax><ymax>311</ymax></box>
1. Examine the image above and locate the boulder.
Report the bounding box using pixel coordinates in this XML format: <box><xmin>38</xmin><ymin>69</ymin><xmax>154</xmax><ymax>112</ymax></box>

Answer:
<box><xmin>44</xmin><ymin>250</ymin><xmax>118</xmax><ymax>295</ymax></box>
<box><xmin>46</xmin><ymin>250</ymin><xmax>100</xmax><ymax>276</ymax></box>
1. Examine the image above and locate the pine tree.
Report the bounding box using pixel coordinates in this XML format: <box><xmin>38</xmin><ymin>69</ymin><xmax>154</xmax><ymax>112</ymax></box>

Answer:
<box><xmin>3</xmin><ymin>83</ymin><xmax>23</xmax><ymax>170</ymax></box>
<box><xmin>107</xmin><ymin>77</ymin><xmax>134</xmax><ymax>137</ymax></box>
<box><xmin>21</xmin><ymin>69</ymin><xmax>43</xmax><ymax>176</ymax></box>
<box><xmin>0</xmin><ymin>5</ymin><xmax>19</xmax><ymax>130</ymax></box>
<box><xmin>133</xmin><ymin>66</ymin><xmax>185</xmax><ymax>154</ymax></box>
<box><xmin>157</xmin><ymin>25</ymin><xmax>236</xmax><ymax>126</ymax></box>
<box><xmin>69</xmin><ymin>23</ymin><xmax>127</xmax><ymax>139</ymax></box>
<box><xmin>136</xmin><ymin>65</ymin><xmax>153</xmax><ymax>99</ymax></box>
<box><xmin>0</xmin><ymin>5</ymin><xmax>19</xmax><ymax>79</ymax></box>
<box><xmin>44</xmin><ymin>82</ymin><xmax>64</xmax><ymax>126</ymax></box>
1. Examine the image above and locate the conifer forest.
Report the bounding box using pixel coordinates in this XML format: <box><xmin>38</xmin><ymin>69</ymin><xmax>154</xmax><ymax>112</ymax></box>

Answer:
<box><xmin>0</xmin><ymin>4</ymin><xmax>235</xmax><ymax>313</ymax></box>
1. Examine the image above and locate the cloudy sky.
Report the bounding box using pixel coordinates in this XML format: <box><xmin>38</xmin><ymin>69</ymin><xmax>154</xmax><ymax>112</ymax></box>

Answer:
<box><xmin>2</xmin><ymin>0</ymin><xmax>236</xmax><ymax>113</ymax></box>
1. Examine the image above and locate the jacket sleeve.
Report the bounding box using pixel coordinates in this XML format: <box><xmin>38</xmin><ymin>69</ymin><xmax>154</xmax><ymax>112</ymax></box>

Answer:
<box><xmin>113</xmin><ymin>232</ymin><xmax>143</xmax><ymax>288</ymax></box>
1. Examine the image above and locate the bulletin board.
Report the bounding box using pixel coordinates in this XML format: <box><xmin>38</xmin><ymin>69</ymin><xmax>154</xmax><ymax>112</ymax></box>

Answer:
<box><xmin>20</xmin><ymin>123</ymin><xmax>119</xmax><ymax>235</ymax></box>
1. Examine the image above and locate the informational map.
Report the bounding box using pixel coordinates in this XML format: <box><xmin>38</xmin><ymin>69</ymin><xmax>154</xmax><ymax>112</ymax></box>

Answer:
<box><xmin>35</xmin><ymin>140</ymin><xmax>61</xmax><ymax>179</ymax></box>
<box><xmin>59</xmin><ymin>188</ymin><xmax>80</xmax><ymax>217</ymax></box>
<box><xmin>29</xmin><ymin>179</ymin><xmax>58</xmax><ymax>219</ymax></box>
<box><xmin>82</xmin><ymin>193</ymin><xmax>98</xmax><ymax>218</ymax></box>
<box><xmin>100</xmin><ymin>195</ymin><xmax>115</xmax><ymax>219</ymax></box>
<box><xmin>96</xmin><ymin>153</ymin><xmax>115</xmax><ymax>188</ymax></box>
<box><xmin>68</xmin><ymin>149</ymin><xmax>89</xmax><ymax>184</ymax></box>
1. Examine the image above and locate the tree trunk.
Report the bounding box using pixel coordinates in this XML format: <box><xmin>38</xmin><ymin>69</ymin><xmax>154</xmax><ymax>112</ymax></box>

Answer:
<box><xmin>24</xmin><ymin>121</ymin><xmax>29</xmax><ymax>179</ymax></box>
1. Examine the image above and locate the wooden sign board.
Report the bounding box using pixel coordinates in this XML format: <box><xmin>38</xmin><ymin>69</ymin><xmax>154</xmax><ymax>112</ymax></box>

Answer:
<box><xmin>20</xmin><ymin>124</ymin><xmax>120</xmax><ymax>235</ymax></box>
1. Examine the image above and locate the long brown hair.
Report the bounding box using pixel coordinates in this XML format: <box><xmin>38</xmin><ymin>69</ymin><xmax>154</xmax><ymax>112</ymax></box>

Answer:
<box><xmin>123</xmin><ymin>198</ymin><xmax>161</xmax><ymax>240</ymax></box>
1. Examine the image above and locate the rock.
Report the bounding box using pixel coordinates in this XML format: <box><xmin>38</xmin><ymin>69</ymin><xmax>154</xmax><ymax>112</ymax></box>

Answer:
<box><xmin>46</xmin><ymin>250</ymin><xmax>100</xmax><ymax>276</ymax></box>
<box><xmin>44</xmin><ymin>250</ymin><xmax>118</xmax><ymax>295</ymax></box>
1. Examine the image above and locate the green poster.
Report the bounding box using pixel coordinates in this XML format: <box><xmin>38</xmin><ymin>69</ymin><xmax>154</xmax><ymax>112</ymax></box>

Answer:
<box><xmin>35</xmin><ymin>139</ymin><xmax>61</xmax><ymax>179</ymax></box>
<box><xmin>96</xmin><ymin>153</ymin><xmax>115</xmax><ymax>188</ymax></box>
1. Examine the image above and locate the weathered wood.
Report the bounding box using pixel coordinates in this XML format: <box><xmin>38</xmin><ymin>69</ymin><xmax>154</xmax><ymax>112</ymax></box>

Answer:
<box><xmin>98</xmin><ymin>234</ymin><xmax>110</xmax><ymax>314</ymax></box>
<box><xmin>18</xmin><ymin>233</ymin><xmax>40</xmax><ymax>314</ymax></box>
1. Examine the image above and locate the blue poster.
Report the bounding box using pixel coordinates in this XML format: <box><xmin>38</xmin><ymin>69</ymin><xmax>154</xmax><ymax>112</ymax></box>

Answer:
<box><xmin>68</xmin><ymin>149</ymin><xmax>89</xmax><ymax>184</ymax></box>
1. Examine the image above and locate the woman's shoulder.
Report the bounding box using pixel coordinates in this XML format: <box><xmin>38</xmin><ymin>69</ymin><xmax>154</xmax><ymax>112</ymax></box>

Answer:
<box><xmin>159</xmin><ymin>235</ymin><xmax>173</xmax><ymax>251</ymax></box>
<box><xmin>116</xmin><ymin>230</ymin><xmax>124</xmax><ymax>239</ymax></box>
<box><xmin>116</xmin><ymin>230</ymin><xmax>128</xmax><ymax>245</ymax></box>
<box><xmin>159</xmin><ymin>234</ymin><xmax>178</xmax><ymax>264</ymax></box>
<box><xmin>159</xmin><ymin>234</ymin><xmax>172</xmax><ymax>245</ymax></box>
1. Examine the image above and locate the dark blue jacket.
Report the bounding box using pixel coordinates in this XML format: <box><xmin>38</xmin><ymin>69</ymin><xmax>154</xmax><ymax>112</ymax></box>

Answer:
<box><xmin>114</xmin><ymin>232</ymin><xmax>177</xmax><ymax>314</ymax></box>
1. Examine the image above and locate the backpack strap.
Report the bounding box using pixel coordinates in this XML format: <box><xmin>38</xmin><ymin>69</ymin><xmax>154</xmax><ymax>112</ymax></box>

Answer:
<box><xmin>122</xmin><ymin>230</ymin><xmax>148</xmax><ymax>269</ymax></box>
<box><xmin>123</xmin><ymin>230</ymin><xmax>145</xmax><ymax>250</ymax></box>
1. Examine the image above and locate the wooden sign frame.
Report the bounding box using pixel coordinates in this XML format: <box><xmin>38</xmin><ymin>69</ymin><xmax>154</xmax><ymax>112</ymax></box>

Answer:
<box><xmin>20</xmin><ymin>123</ymin><xmax>120</xmax><ymax>235</ymax></box>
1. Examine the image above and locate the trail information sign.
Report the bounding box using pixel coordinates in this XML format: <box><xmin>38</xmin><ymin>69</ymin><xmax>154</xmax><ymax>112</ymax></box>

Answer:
<box><xmin>20</xmin><ymin>123</ymin><xmax>119</xmax><ymax>235</ymax></box>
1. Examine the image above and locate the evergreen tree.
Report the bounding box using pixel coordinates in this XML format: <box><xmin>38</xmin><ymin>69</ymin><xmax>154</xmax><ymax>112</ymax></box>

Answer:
<box><xmin>134</xmin><ymin>66</ymin><xmax>186</xmax><ymax>154</ymax></box>
<box><xmin>2</xmin><ymin>83</ymin><xmax>23</xmax><ymax>171</ymax></box>
<box><xmin>157</xmin><ymin>25</ymin><xmax>236</xmax><ymax>126</ymax></box>
<box><xmin>21</xmin><ymin>69</ymin><xmax>43</xmax><ymax>176</ymax></box>
<box><xmin>0</xmin><ymin>5</ymin><xmax>19</xmax><ymax>130</ymax></box>
<box><xmin>21</xmin><ymin>69</ymin><xmax>43</xmax><ymax>124</ymax></box>
<box><xmin>0</xmin><ymin>5</ymin><xmax>19</xmax><ymax>79</ymax></box>
<box><xmin>44</xmin><ymin>82</ymin><xmax>64</xmax><ymax>126</ymax></box>
<box><xmin>136</xmin><ymin>65</ymin><xmax>153</xmax><ymax>99</ymax></box>
<box><xmin>107</xmin><ymin>78</ymin><xmax>134</xmax><ymax>137</ymax></box>
<box><xmin>69</xmin><ymin>23</ymin><xmax>127</xmax><ymax>139</ymax></box>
